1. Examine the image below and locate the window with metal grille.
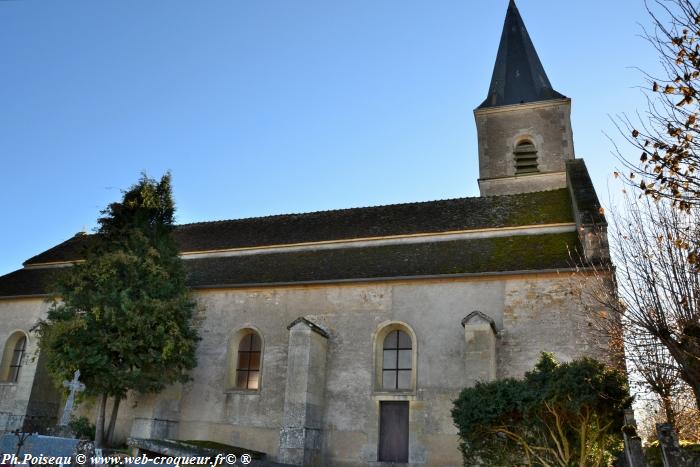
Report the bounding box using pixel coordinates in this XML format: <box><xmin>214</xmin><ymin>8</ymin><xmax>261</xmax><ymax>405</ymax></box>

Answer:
<box><xmin>382</xmin><ymin>330</ymin><xmax>412</xmax><ymax>390</ymax></box>
<box><xmin>514</xmin><ymin>140</ymin><xmax>539</xmax><ymax>174</ymax></box>
<box><xmin>9</xmin><ymin>336</ymin><xmax>26</xmax><ymax>383</ymax></box>
<box><xmin>236</xmin><ymin>332</ymin><xmax>261</xmax><ymax>390</ymax></box>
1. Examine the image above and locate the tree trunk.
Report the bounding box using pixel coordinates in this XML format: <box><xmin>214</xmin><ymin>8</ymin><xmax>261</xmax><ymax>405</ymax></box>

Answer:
<box><xmin>661</xmin><ymin>396</ymin><xmax>676</xmax><ymax>426</ymax></box>
<box><xmin>105</xmin><ymin>397</ymin><xmax>121</xmax><ymax>447</ymax></box>
<box><xmin>661</xmin><ymin>337</ymin><xmax>700</xmax><ymax>410</ymax></box>
<box><xmin>94</xmin><ymin>393</ymin><xmax>107</xmax><ymax>448</ymax></box>
<box><xmin>689</xmin><ymin>380</ymin><xmax>700</xmax><ymax>411</ymax></box>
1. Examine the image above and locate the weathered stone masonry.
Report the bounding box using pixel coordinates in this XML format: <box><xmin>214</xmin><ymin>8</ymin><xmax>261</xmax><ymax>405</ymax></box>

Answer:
<box><xmin>0</xmin><ymin>1</ymin><xmax>612</xmax><ymax>465</ymax></box>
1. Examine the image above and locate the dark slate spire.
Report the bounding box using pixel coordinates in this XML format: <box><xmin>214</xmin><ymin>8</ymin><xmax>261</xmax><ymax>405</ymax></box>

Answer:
<box><xmin>479</xmin><ymin>0</ymin><xmax>565</xmax><ymax>108</ymax></box>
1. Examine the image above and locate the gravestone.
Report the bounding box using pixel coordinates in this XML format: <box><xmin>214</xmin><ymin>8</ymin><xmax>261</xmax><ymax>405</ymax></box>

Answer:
<box><xmin>622</xmin><ymin>408</ymin><xmax>646</xmax><ymax>467</ymax></box>
<box><xmin>59</xmin><ymin>370</ymin><xmax>86</xmax><ymax>427</ymax></box>
<box><xmin>1</xmin><ymin>432</ymin><xmax>24</xmax><ymax>455</ymax></box>
<box><xmin>0</xmin><ymin>433</ymin><xmax>79</xmax><ymax>458</ymax></box>
<box><xmin>657</xmin><ymin>423</ymin><xmax>683</xmax><ymax>467</ymax></box>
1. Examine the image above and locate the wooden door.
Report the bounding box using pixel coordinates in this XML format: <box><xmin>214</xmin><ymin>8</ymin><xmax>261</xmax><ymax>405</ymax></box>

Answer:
<box><xmin>378</xmin><ymin>401</ymin><xmax>409</xmax><ymax>462</ymax></box>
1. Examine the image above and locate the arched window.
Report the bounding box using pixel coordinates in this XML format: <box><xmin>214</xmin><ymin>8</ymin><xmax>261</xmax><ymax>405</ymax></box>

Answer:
<box><xmin>228</xmin><ymin>330</ymin><xmax>262</xmax><ymax>391</ymax></box>
<box><xmin>1</xmin><ymin>332</ymin><xmax>28</xmax><ymax>383</ymax></box>
<box><xmin>9</xmin><ymin>336</ymin><xmax>26</xmax><ymax>382</ymax></box>
<box><xmin>514</xmin><ymin>140</ymin><xmax>539</xmax><ymax>174</ymax></box>
<box><xmin>382</xmin><ymin>330</ymin><xmax>413</xmax><ymax>390</ymax></box>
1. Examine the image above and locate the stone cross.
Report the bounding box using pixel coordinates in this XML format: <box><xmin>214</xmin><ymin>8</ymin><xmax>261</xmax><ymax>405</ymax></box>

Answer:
<box><xmin>59</xmin><ymin>370</ymin><xmax>85</xmax><ymax>427</ymax></box>
<box><xmin>656</xmin><ymin>423</ymin><xmax>683</xmax><ymax>467</ymax></box>
<box><xmin>622</xmin><ymin>409</ymin><xmax>646</xmax><ymax>467</ymax></box>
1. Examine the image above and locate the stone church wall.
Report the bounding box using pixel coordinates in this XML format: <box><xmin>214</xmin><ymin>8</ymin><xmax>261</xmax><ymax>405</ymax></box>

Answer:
<box><xmin>0</xmin><ymin>272</ymin><xmax>607</xmax><ymax>465</ymax></box>
<box><xmin>475</xmin><ymin>99</ymin><xmax>575</xmax><ymax>180</ymax></box>
<box><xmin>94</xmin><ymin>271</ymin><xmax>605</xmax><ymax>466</ymax></box>
<box><xmin>0</xmin><ymin>299</ymin><xmax>53</xmax><ymax>434</ymax></box>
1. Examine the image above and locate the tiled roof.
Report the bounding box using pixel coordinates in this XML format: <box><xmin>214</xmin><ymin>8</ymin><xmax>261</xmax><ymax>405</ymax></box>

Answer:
<box><xmin>184</xmin><ymin>232</ymin><xmax>582</xmax><ymax>287</ymax></box>
<box><xmin>0</xmin><ymin>232</ymin><xmax>582</xmax><ymax>298</ymax></box>
<box><xmin>566</xmin><ymin>159</ymin><xmax>606</xmax><ymax>225</ymax></box>
<box><xmin>23</xmin><ymin>188</ymin><xmax>573</xmax><ymax>266</ymax></box>
<box><xmin>0</xmin><ymin>267</ymin><xmax>64</xmax><ymax>298</ymax></box>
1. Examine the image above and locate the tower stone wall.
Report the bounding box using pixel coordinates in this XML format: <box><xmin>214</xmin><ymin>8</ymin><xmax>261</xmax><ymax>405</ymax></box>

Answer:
<box><xmin>475</xmin><ymin>99</ymin><xmax>575</xmax><ymax>196</ymax></box>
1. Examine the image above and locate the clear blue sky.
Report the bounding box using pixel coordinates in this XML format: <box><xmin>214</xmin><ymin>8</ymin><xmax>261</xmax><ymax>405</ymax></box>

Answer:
<box><xmin>0</xmin><ymin>0</ymin><xmax>660</xmax><ymax>275</ymax></box>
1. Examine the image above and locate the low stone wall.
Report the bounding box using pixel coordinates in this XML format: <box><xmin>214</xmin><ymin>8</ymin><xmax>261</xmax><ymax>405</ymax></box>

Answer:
<box><xmin>128</xmin><ymin>438</ymin><xmax>294</xmax><ymax>467</ymax></box>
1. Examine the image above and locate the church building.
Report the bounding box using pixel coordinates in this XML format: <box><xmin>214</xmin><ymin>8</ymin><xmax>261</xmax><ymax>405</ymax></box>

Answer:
<box><xmin>0</xmin><ymin>2</ymin><xmax>611</xmax><ymax>466</ymax></box>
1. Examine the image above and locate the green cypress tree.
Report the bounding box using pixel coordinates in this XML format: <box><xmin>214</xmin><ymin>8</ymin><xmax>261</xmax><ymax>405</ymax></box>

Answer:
<box><xmin>34</xmin><ymin>173</ymin><xmax>200</xmax><ymax>447</ymax></box>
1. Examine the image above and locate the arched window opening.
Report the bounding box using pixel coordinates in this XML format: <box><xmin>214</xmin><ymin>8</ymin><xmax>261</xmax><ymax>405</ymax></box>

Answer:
<box><xmin>514</xmin><ymin>140</ymin><xmax>539</xmax><ymax>174</ymax></box>
<box><xmin>236</xmin><ymin>332</ymin><xmax>261</xmax><ymax>390</ymax></box>
<box><xmin>9</xmin><ymin>336</ymin><xmax>26</xmax><ymax>383</ymax></box>
<box><xmin>382</xmin><ymin>330</ymin><xmax>412</xmax><ymax>390</ymax></box>
<box><xmin>1</xmin><ymin>332</ymin><xmax>28</xmax><ymax>383</ymax></box>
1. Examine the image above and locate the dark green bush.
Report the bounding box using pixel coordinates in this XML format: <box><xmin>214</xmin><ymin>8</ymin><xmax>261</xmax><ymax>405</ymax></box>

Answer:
<box><xmin>452</xmin><ymin>353</ymin><xmax>632</xmax><ymax>466</ymax></box>
<box><xmin>68</xmin><ymin>416</ymin><xmax>96</xmax><ymax>440</ymax></box>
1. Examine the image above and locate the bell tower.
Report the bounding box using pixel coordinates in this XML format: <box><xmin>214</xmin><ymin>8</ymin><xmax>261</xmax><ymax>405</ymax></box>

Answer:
<box><xmin>475</xmin><ymin>0</ymin><xmax>575</xmax><ymax>196</ymax></box>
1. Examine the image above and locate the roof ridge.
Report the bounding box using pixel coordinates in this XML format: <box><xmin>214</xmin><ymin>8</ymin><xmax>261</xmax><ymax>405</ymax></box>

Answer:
<box><xmin>26</xmin><ymin>188</ymin><xmax>571</xmax><ymax>242</ymax></box>
<box><xmin>476</xmin><ymin>187</ymin><xmax>568</xmax><ymax>200</ymax></box>
<box><xmin>176</xmin><ymin>189</ymin><xmax>567</xmax><ymax>227</ymax></box>
<box><xmin>21</xmin><ymin>188</ymin><xmax>574</xmax><ymax>267</ymax></box>
<box><xmin>176</xmin><ymin>195</ymin><xmax>478</xmax><ymax>227</ymax></box>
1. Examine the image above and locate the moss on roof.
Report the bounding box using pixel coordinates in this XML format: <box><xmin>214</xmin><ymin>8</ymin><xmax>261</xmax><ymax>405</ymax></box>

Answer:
<box><xmin>0</xmin><ymin>232</ymin><xmax>581</xmax><ymax>297</ymax></box>
<box><xmin>505</xmin><ymin>188</ymin><xmax>572</xmax><ymax>226</ymax></box>
<box><xmin>185</xmin><ymin>232</ymin><xmax>582</xmax><ymax>287</ymax></box>
<box><xmin>24</xmin><ymin>189</ymin><xmax>574</xmax><ymax>266</ymax></box>
<box><xmin>566</xmin><ymin>159</ymin><xmax>606</xmax><ymax>225</ymax></box>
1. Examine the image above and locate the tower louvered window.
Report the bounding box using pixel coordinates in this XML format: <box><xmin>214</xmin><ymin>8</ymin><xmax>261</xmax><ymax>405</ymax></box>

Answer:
<box><xmin>514</xmin><ymin>141</ymin><xmax>539</xmax><ymax>174</ymax></box>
